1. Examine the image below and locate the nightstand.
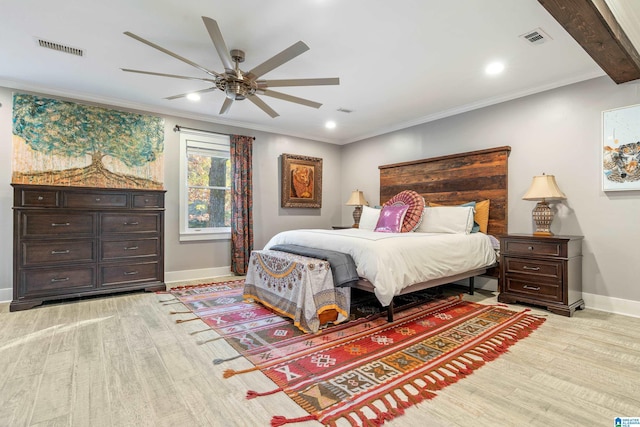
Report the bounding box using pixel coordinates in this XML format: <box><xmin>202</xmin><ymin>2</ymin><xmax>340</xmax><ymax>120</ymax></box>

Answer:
<box><xmin>332</xmin><ymin>225</ymin><xmax>353</xmax><ymax>230</ymax></box>
<box><xmin>498</xmin><ymin>234</ymin><xmax>585</xmax><ymax>317</ymax></box>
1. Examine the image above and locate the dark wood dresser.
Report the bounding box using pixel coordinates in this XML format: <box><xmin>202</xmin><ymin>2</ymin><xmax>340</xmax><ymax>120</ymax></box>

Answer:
<box><xmin>11</xmin><ymin>184</ymin><xmax>166</xmax><ymax>311</ymax></box>
<box><xmin>498</xmin><ymin>234</ymin><xmax>584</xmax><ymax>317</ymax></box>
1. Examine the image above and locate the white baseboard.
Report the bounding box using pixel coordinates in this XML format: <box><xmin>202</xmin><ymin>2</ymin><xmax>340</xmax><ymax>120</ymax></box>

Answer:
<box><xmin>164</xmin><ymin>266</ymin><xmax>234</xmax><ymax>284</ymax></box>
<box><xmin>582</xmin><ymin>292</ymin><xmax>640</xmax><ymax>318</ymax></box>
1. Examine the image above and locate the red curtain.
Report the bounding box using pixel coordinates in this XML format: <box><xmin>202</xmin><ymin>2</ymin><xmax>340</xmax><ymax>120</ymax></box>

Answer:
<box><xmin>230</xmin><ymin>135</ymin><xmax>253</xmax><ymax>274</ymax></box>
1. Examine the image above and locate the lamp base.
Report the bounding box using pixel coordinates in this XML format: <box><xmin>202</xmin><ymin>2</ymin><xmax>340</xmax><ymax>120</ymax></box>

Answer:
<box><xmin>352</xmin><ymin>205</ymin><xmax>362</xmax><ymax>228</ymax></box>
<box><xmin>532</xmin><ymin>200</ymin><xmax>554</xmax><ymax>236</ymax></box>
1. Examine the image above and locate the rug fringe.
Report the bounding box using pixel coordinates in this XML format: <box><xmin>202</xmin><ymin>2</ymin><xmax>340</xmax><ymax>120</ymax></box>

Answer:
<box><xmin>213</xmin><ymin>354</ymin><xmax>243</xmax><ymax>365</ymax></box>
<box><xmin>246</xmin><ymin>387</ymin><xmax>283</xmax><ymax>399</ymax></box>
<box><xmin>158</xmin><ymin>297</ymin><xmax>177</xmax><ymax>302</ymax></box>
<box><xmin>169</xmin><ymin>310</ymin><xmax>192</xmax><ymax>314</ymax></box>
<box><xmin>163</xmin><ymin>301</ymin><xmax>184</xmax><ymax>306</ymax></box>
<box><xmin>189</xmin><ymin>328</ymin><xmax>210</xmax><ymax>335</ymax></box>
<box><xmin>223</xmin><ymin>366</ymin><xmax>260</xmax><ymax>378</ymax></box>
<box><xmin>176</xmin><ymin>317</ymin><xmax>199</xmax><ymax>323</ymax></box>
<box><xmin>270</xmin><ymin>415</ymin><xmax>318</xmax><ymax>426</ymax></box>
<box><xmin>197</xmin><ymin>336</ymin><xmax>224</xmax><ymax>345</ymax></box>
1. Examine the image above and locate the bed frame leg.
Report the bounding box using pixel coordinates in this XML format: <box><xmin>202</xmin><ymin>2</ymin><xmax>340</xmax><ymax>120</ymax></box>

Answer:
<box><xmin>387</xmin><ymin>299</ymin><xmax>395</xmax><ymax>322</ymax></box>
<box><xmin>469</xmin><ymin>277</ymin><xmax>475</xmax><ymax>295</ymax></box>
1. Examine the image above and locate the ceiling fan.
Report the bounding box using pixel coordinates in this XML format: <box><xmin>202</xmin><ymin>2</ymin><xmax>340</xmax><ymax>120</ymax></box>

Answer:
<box><xmin>122</xmin><ymin>16</ymin><xmax>340</xmax><ymax>118</ymax></box>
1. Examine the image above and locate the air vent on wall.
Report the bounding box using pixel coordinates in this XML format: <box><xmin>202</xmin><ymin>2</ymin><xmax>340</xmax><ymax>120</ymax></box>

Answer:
<box><xmin>519</xmin><ymin>27</ymin><xmax>552</xmax><ymax>45</ymax></box>
<box><xmin>36</xmin><ymin>38</ymin><xmax>84</xmax><ymax>56</ymax></box>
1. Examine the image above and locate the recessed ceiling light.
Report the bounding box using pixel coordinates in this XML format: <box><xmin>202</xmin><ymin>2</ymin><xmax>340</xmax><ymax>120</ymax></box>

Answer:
<box><xmin>485</xmin><ymin>61</ymin><xmax>505</xmax><ymax>75</ymax></box>
<box><xmin>186</xmin><ymin>93</ymin><xmax>201</xmax><ymax>101</ymax></box>
<box><xmin>325</xmin><ymin>120</ymin><xmax>336</xmax><ymax>129</ymax></box>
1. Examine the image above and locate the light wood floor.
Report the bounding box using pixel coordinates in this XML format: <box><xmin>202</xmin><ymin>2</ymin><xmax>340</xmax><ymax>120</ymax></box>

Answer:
<box><xmin>1</xmin><ymin>278</ymin><xmax>638</xmax><ymax>427</ymax></box>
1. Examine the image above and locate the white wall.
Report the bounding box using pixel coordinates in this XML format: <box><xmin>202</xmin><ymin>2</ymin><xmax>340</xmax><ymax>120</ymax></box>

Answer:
<box><xmin>340</xmin><ymin>76</ymin><xmax>640</xmax><ymax>307</ymax></box>
<box><xmin>0</xmin><ymin>86</ymin><xmax>342</xmax><ymax>299</ymax></box>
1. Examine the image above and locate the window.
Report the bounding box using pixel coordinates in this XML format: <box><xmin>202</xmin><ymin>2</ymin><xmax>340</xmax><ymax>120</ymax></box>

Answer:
<box><xmin>179</xmin><ymin>131</ymin><xmax>231</xmax><ymax>241</ymax></box>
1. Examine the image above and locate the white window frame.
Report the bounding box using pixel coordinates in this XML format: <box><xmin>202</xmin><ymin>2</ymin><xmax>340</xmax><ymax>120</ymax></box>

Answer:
<box><xmin>179</xmin><ymin>130</ymin><xmax>231</xmax><ymax>241</ymax></box>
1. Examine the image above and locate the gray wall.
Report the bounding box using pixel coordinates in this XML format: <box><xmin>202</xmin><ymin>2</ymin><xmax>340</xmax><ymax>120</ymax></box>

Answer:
<box><xmin>0</xmin><ymin>86</ymin><xmax>342</xmax><ymax>299</ymax></box>
<box><xmin>340</xmin><ymin>76</ymin><xmax>640</xmax><ymax>304</ymax></box>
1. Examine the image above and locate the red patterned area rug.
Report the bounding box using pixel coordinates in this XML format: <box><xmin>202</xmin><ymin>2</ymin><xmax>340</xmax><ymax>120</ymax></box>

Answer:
<box><xmin>166</xmin><ymin>279</ymin><xmax>545</xmax><ymax>427</ymax></box>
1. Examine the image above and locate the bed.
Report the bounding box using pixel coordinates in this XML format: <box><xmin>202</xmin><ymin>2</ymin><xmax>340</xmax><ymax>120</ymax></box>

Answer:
<box><xmin>245</xmin><ymin>146</ymin><xmax>511</xmax><ymax>329</ymax></box>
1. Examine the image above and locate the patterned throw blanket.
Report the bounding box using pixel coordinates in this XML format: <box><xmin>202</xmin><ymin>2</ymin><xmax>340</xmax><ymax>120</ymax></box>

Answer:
<box><xmin>244</xmin><ymin>249</ymin><xmax>351</xmax><ymax>333</ymax></box>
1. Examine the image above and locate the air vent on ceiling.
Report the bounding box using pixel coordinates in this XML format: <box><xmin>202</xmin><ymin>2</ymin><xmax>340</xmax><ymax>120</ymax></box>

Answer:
<box><xmin>337</xmin><ymin>107</ymin><xmax>353</xmax><ymax>113</ymax></box>
<box><xmin>519</xmin><ymin>27</ymin><xmax>552</xmax><ymax>45</ymax></box>
<box><xmin>36</xmin><ymin>38</ymin><xmax>84</xmax><ymax>57</ymax></box>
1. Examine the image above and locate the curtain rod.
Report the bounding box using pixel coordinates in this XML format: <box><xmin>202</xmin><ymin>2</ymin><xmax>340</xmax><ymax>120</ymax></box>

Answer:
<box><xmin>173</xmin><ymin>124</ymin><xmax>255</xmax><ymax>140</ymax></box>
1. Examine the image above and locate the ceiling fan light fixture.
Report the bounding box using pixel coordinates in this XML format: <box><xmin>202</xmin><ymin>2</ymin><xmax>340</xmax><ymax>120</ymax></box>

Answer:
<box><xmin>186</xmin><ymin>93</ymin><xmax>201</xmax><ymax>101</ymax></box>
<box><xmin>325</xmin><ymin>120</ymin><xmax>336</xmax><ymax>129</ymax></box>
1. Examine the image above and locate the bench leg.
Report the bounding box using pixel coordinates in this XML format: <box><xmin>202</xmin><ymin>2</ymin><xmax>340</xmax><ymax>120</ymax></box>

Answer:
<box><xmin>468</xmin><ymin>276</ymin><xmax>475</xmax><ymax>295</ymax></box>
<box><xmin>387</xmin><ymin>299</ymin><xmax>395</xmax><ymax>322</ymax></box>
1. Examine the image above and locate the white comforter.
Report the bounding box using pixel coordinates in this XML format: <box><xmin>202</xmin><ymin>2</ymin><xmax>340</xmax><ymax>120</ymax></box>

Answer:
<box><xmin>264</xmin><ymin>229</ymin><xmax>497</xmax><ymax>307</ymax></box>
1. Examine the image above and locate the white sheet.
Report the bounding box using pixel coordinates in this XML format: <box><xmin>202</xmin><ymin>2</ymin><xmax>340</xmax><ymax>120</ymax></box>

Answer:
<box><xmin>264</xmin><ymin>229</ymin><xmax>497</xmax><ymax>307</ymax></box>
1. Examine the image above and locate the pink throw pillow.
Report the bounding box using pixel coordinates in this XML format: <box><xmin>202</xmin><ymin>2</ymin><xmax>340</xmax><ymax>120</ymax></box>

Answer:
<box><xmin>374</xmin><ymin>204</ymin><xmax>409</xmax><ymax>233</ymax></box>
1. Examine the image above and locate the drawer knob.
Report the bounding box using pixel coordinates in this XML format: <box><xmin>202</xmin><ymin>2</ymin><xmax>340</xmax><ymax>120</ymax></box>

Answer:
<box><xmin>522</xmin><ymin>266</ymin><xmax>540</xmax><ymax>271</ymax></box>
<box><xmin>51</xmin><ymin>250</ymin><xmax>71</xmax><ymax>255</ymax></box>
<box><xmin>51</xmin><ymin>277</ymin><xmax>70</xmax><ymax>283</ymax></box>
<box><xmin>37</xmin><ymin>196</ymin><xmax>44</xmax><ymax>201</ymax></box>
<box><xmin>51</xmin><ymin>222</ymin><xmax>70</xmax><ymax>227</ymax></box>
<box><xmin>124</xmin><ymin>271</ymin><xmax>139</xmax><ymax>276</ymax></box>
<box><xmin>124</xmin><ymin>222</ymin><xmax>139</xmax><ymax>226</ymax></box>
<box><xmin>95</xmin><ymin>198</ymin><xmax>101</xmax><ymax>202</ymax></box>
<box><xmin>523</xmin><ymin>285</ymin><xmax>541</xmax><ymax>291</ymax></box>
<box><xmin>528</xmin><ymin>246</ymin><xmax>534</xmax><ymax>251</ymax></box>
<box><xmin>144</xmin><ymin>199</ymin><xmax>149</xmax><ymax>203</ymax></box>
<box><xmin>124</xmin><ymin>246</ymin><xmax>139</xmax><ymax>251</ymax></box>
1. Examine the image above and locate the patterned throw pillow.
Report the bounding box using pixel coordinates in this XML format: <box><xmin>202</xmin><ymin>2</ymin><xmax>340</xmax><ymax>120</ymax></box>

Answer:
<box><xmin>383</xmin><ymin>190</ymin><xmax>426</xmax><ymax>232</ymax></box>
<box><xmin>374</xmin><ymin>204</ymin><xmax>409</xmax><ymax>233</ymax></box>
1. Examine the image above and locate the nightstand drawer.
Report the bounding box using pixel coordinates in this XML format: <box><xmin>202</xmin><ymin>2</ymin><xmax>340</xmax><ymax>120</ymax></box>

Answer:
<box><xmin>504</xmin><ymin>257</ymin><xmax>562</xmax><ymax>280</ymax></box>
<box><xmin>504</xmin><ymin>278</ymin><xmax>562</xmax><ymax>302</ymax></box>
<box><xmin>503</xmin><ymin>239</ymin><xmax>562</xmax><ymax>257</ymax></box>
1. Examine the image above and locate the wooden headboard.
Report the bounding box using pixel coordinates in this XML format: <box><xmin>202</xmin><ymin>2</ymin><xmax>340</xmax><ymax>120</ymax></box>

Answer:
<box><xmin>379</xmin><ymin>146</ymin><xmax>511</xmax><ymax>237</ymax></box>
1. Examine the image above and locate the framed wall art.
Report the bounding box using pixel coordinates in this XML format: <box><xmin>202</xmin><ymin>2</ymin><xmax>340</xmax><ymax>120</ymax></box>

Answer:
<box><xmin>281</xmin><ymin>153</ymin><xmax>322</xmax><ymax>208</ymax></box>
<box><xmin>602</xmin><ymin>103</ymin><xmax>640</xmax><ymax>191</ymax></box>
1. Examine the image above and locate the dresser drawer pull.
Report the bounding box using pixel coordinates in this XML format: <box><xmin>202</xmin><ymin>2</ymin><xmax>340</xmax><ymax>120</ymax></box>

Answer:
<box><xmin>51</xmin><ymin>222</ymin><xmax>70</xmax><ymax>227</ymax></box>
<box><xmin>51</xmin><ymin>250</ymin><xmax>71</xmax><ymax>255</ymax></box>
<box><xmin>123</xmin><ymin>222</ymin><xmax>139</xmax><ymax>226</ymax></box>
<box><xmin>523</xmin><ymin>285</ymin><xmax>540</xmax><ymax>291</ymax></box>
<box><xmin>95</xmin><ymin>198</ymin><xmax>101</xmax><ymax>202</ymax></box>
<box><xmin>51</xmin><ymin>277</ymin><xmax>70</xmax><ymax>283</ymax></box>
<box><xmin>124</xmin><ymin>271</ymin><xmax>139</xmax><ymax>276</ymax></box>
<box><xmin>124</xmin><ymin>246</ymin><xmax>139</xmax><ymax>251</ymax></box>
<box><xmin>528</xmin><ymin>246</ymin><xmax>534</xmax><ymax>251</ymax></box>
<box><xmin>522</xmin><ymin>266</ymin><xmax>540</xmax><ymax>271</ymax></box>
<box><xmin>37</xmin><ymin>196</ymin><xmax>44</xmax><ymax>201</ymax></box>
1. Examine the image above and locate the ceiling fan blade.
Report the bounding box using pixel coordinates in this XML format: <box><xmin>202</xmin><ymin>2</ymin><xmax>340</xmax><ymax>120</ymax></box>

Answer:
<box><xmin>258</xmin><ymin>77</ymin><xmax>340</xmax><ymax>88</ymax></box>
<box><xmin>247</xmin><ymin>95</ymin><xmax>279</xmax><ymax>118</ymax></box>
<box><xmin>121</xmin><ymin>68</ymin><xmax>217</xmax><ymax>83</ymax></box>
<box><xmin>248</xmin><ymin>41</ymin><xmax>309</xmax><ymax>79</ymax></box>
<box><xmin>165</xmin><ymin>87</ymin><xmax>217</xmax><ymax>100</ymax></box>
<box><xmin>260</xmin><ymin>89</ymin><xmax>322</xmax><ymax>109</ymax></box>
<box><xmin>219</xmin><ymin>97</ymin><xmax>233</xmax><ymax>115</ymax></box>
<box><xmin>201</xmin><ymin>17</ymin><xmax>234</xmax><ymax>72</ymax></box>
<box><xmin>123</xmin><ymin>31</ymin><xmax>221</xmax><ymax>78</ymax></box>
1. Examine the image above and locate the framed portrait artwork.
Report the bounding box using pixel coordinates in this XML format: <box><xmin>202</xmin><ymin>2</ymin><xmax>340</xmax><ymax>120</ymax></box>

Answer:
<box><xmin>602</xmin><ymin>103</ymin><xmax>640</xmax><ymax>191</ymax></box>
<box><xmin>281</xmin><ymin>153</ymin><xmax>322</xmax><ymax>208</ymax></box>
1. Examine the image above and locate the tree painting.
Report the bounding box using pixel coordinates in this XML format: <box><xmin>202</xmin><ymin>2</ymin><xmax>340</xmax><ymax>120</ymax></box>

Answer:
<box><xmin>12</xmin><ymin>94</ymin><xmax>164</xmax><ymax>189</ymax></box>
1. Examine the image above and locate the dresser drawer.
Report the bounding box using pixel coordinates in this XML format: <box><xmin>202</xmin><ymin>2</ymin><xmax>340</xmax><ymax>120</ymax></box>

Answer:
<box><xmin>101</xmin><ymin>238</ymin><xmax>159</xmax><ymax>260</ymax></box>
<box><xmin>504</xmin><ymin>257</ymin><xmax>562</xmax><ymax>280</ymax></box>
<box><xmin>133</xmin><ymin>194</ymin><xmax>164</xmax><ymax>208</ymax></box>
<box><xmin>21</xmin><ymin>213</ymin><xmax>94</xmax><ymax>237</ymax></box>
<box><xmin>504</xmin><ymin>277</ymin><xmax>562</xmax><ymax>302</ymax></box>
<box><xmin>101</xmin><ymin>262</ymin><xmax>160</xmax><ymax>286</ymax></box>
<box><xmin>101</xmin><ymin>214</ymin><xmax>160</xmax><ymax>234</ymax></box>
<box><xmin>20</xmin><ymin>189</ymin><xmax>60</xmax><ymax>207</ymax></box>
<box><xmin>503</xmin><ymin>239</ymin><xmax>562</xmax><ymax>257</ymax></box>
<box><xmin>21</xmin><ymin>267</ymin><xmax>95</xmax><ymax>297</ymax></box>
<box><xmin>65</xmin><ymin>192</ymin><xmax>127</xmax><ymax>208</ymax></box>
<box><xmin>22</xmin><ymin>240</ymin><xmax>95</xmax><ymax>266</ymax></box>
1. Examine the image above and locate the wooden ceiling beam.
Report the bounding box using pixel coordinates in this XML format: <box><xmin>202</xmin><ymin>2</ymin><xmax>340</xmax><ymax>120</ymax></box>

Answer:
<box><xmin>538</xmin><ymin>0</ymin><xmax>640</xmax><ymax>83</ymax></box>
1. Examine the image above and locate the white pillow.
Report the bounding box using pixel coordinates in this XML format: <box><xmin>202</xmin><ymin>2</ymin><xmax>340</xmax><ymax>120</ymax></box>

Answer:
<box><xmin>358</xmin><ymin>205</ymin><xmax>381</xmax><ymax>231</ymax></box>
<box><xmin>415</xmin><ymin>206</ymin><xmax>475</xmax><ymax>234</ymax></box>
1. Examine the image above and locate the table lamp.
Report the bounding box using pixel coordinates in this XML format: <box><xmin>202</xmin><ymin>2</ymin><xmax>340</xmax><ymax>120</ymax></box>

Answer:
<box><xmin>345</xmin><ymin>190</ymin><xmax>368</xmax><ymax>228</ymax></box>
<box><xmin>522</xmin><ymin>174</ymin><xmax>566</xmax><ymax>236</ymax></box>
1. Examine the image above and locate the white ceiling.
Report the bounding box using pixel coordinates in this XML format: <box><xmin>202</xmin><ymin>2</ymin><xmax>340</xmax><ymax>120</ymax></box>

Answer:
<box><xmin>0</xmin><ymin>0</ymin><xmax>638</xmax><ymax>144</ymax></box>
